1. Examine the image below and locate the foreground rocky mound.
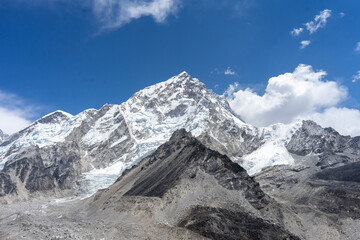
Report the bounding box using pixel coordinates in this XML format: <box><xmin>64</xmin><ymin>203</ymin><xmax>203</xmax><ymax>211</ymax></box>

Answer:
<box><xmin>86</xmin><ymin>129</ymin><xmax>299</xmax><ymax>240</ymax></box>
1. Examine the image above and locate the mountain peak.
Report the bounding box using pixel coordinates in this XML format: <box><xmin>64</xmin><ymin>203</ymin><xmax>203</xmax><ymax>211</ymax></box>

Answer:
<box><xmin>109</xmin><ymin>128</ymin><xmax>268</xmax><ymax>208</ymax></box>
<box><xmin>178</xmin><ymin>71</ymin><xmax>190</xmax><ymax>77</ymax></box>
<box><xmin>35</xmin><ymin>110</ymin><xmax>73</xmax><ymax>125</ymax></box>
<box><xmin>128</xmin><ymin>71</ymin><xmax>207</xmax><ymax>105</ymax></box>
<box><xmin>175</xmin><ymin>71</ymin><xmax>199</xmax><ymax>82</ymax></box>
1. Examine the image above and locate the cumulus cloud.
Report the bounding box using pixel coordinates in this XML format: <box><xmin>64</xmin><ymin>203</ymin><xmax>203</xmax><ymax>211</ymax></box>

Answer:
<box><xmin>92</xmin><ymin>0</ymin><xmax>182</xmax><ymax>30</ymax></box>
<box><xmin>305</xmin><ymin>9</ymin><xmax>332</xmax><ymax>34</ymax></box>
<box><xmin>290</xmin><ymin>27</ymin><xmax>303</xmax><ymax>37</ymax></box>
<box><xmin>225</xmin><ymin>64</ymin><xmax>360</xmax><ymax>136</ymax></box>
<box><xmin>225</xmin><ymin>67</ymin><xmax>236</xmax><ymax>76</ymax></box>
<box><xmin>353</xmin><ymin>71</ymin><xmax>360</xmax><ymax>83</ymax></box>
<box><xmin>0</xmin><ymin>90</ymin><xmax>38</xmax><ymax>135</ymax></box>
<box><xmin>311</xmin><ymin>108</ymin><xmax>360</xmax><ymax>136</ymax></box>
<box><xmin>300</xmin><ymin>40</ymin><xmax>311</xmax><ymax>49</ymax></box>
<box><xmin>355</xmin><ymin>42</ymin><xmax>360</xmax><ymax>52</ymax></box>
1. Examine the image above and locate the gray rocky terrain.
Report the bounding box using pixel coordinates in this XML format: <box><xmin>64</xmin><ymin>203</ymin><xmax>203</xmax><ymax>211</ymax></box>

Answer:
<box><xmin>0</xmin><ymin>129</ymin><xmax>299</xmax><ymax>240</ymax></box>
<box><xmin>0</xmin><ymin>125</ymin><xmax>359</xmax><ymax>239</ymax></box>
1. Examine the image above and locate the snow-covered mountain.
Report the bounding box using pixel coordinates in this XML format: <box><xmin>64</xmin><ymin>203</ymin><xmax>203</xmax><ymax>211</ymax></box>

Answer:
<box><xmin>2</xmin><ymin>72</ymin><xmax>360</xmax><ymax>239</ymax></box>
<box><xmin>0</xmin><ymin>71</ymin><xmax>352</xmax><ymax>200</ymax></box>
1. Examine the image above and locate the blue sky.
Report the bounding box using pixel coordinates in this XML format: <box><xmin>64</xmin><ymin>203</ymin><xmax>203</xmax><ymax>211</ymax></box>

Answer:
<box><xmin>0</xmin><ymin>0</ymin><xmax>360</xmax><ymax>135</ymax></box>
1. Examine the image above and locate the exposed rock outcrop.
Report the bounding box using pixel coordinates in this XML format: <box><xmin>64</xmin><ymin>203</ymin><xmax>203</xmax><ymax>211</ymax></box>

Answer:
<box><xmin>286</xmin><ymin>120</ymin><xmax>360</xmax><ymax>168</ymax></box>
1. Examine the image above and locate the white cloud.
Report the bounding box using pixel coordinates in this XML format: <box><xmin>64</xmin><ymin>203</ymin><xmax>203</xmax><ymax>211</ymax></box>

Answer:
<box><xmin>290</xmin><ymin>27</ymin><xmax>303</xmax><ymax>37</ymax></box>
<box><xmin>0</xmin><ymin>90</ymin><xmax>38</xmax><ymax>135</ymax></box>
<box><xmin>340</xmin><ymin>12</ymin><xmax>345</xmax><ymax>18</ymax></box>
<box><xmin>352</xmin><ymin>71</ymin><xmax>360</xmax><ymax>83</ymax></box>
<box><xmin>225</xmin><ymin>64</ymin><xmax>360</xmax><ymax>136</ymax></box>
<box><xmin>225</xmin><ymin>67</ymin><xmax>236</xmax><ymax>76</ymax></box>
<box><xmin>300</xmin><ymin>40</ymin><xmax>311</xmax><ymax>49</ymax></box>
<box><xmin>305</xmin><ymin>9</ymin><xmax>332</xmax><ymax>34</ymax></box>
<box><xmin>310</xmin><ymin>108</ymin><xmax>360</xmax><ymax>136</ymax></box>
<box><xmin>92</xmin><ymin>0</ymin><xmax>181</xmax><ymax>30</ymax></box>
<box><xmin>355</xmin><ymin>42</ymin><xmax>360</xmax><ymax>52</ymax></box>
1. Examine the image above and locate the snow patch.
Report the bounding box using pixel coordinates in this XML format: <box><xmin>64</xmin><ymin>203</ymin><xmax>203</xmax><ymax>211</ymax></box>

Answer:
<box><xmin>242</xmin><ymin>121</ymin><xmax>302</xmax><ymax>175</ymax></box>
<box><xmin>110</xmin><ymin>135</ymin><xmax>128</xmax><ymax>148</ymax></box>
<box><xmin>79</xmin><ymin>157</ymin><xmax>134</xmax><ymax>196</ymax></box>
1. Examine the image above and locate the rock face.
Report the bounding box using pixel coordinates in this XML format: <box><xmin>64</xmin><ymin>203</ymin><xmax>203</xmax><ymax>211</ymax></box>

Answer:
<box><xmin>87</xmin><ymin>129</ymin><xmax>299</xmax><ymax>240</ymax></box>
<box><xmin>0</xmin><ymin>142</ymin><xmax>82</xmax><ymax>199</ymax></box>
<box><xmin>286</xmin><ymin>120</ymin><xmax>360</xmax><ymax>168</ymax></box>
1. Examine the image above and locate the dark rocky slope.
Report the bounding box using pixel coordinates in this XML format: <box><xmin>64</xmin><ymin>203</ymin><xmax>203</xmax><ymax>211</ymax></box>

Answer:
<box><xmin>179</xmin><ymin>206</ymin><xmax>298</xmax><ymax>240</ymax></box>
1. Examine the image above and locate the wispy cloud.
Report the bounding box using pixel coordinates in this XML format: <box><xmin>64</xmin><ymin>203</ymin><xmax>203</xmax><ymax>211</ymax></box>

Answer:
<box><xmin>352</xmin><ymin>71</ymin><xmax>360</xmax><ymax>83</ymax></box>
<box><xmin>291</xmin><ymin>9</ymin><xmax>332</xmax><ymax>37</ymax></box>
<box><xmin>211</xmin><ymin>67</ymin><xmax>238</xmax><ymax>76</ymax></box>
<box><xmin>225</xmin><ymin>64</ymin><xmax>360</xmax><ymax>136</ymax></box>
<box><xmin>290</xmin><ymin>27</ymin><xmax>303</xmax><ymax>37</ymax></box>
<box><xmin>305</xmin><ymin>9</ymin><xmax>332</xmax><ymax>34</ymax></box>
<box><xmin>225</xmin><ymin>67</ymin><xmax>236</xmax><ymax>76</ymax></box>
<box><xmin>0</xmin><ymin>90</ymin><xmax>40</xmax><ymax>134</ymax></box>
<box><xmin>92</xmin><ymin>0</ymin><xmax>182</xmax><ymax>30</ymax></box>
<box><xmin>300</xmin><ymin>40</ymin><xmax>311</xmax><ymax>49</ymax></box>
<box><xmin>340</xmin><ymin>12</ymin><xmax>345</xmax><ymax>18</ymax></box>
<box><xmin>355</xmin><ymin>42</ymin><xmax>360</xmax><ymax>52</ymax></box>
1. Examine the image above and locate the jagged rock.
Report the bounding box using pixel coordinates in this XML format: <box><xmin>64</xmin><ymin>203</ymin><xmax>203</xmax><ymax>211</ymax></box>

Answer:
<box><xmin>286</xmin><ymin>120</ymin><xmax>360</xmax><ymax>168</ymax></box>
<box><xmin>0</xmin><ymin>142</ymin><xmax>82</xmax><ymax>200</ymax></box>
